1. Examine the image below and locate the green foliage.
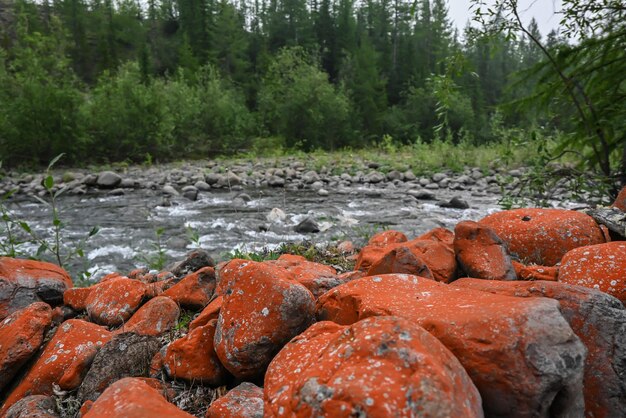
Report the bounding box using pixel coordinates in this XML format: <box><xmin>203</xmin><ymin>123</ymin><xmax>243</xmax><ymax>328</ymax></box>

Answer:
<box><xmin>81</xmin><ymin>62</ymin><xmax>175</xmax><ymax>162</ymax></box>
<box><xmin>258</xmin><ymin>48</ymin><xmax>353</xmax><ymax>151</ymax></box>
<box><xmin>137</xmin><ymin>227</ymin><xmax>169</xmax><ymax>271</ymax></box>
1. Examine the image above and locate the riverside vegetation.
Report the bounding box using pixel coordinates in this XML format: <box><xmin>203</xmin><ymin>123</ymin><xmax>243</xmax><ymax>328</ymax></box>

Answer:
<box><xmin>0</xmin><ymin>0</ymin><xmax>624</xmax><ymax>188</ymax></box>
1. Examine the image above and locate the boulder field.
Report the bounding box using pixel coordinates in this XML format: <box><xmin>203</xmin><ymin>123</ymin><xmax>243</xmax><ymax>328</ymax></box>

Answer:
<box><xmin>1</xmin><ymin>205</ymin><xmax>626</xmax><ymax>417</ymax></box>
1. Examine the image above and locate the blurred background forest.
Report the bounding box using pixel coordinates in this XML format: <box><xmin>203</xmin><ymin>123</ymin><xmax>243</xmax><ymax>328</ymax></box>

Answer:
<box><xmin>0</xmin><ymin>0</ymin><xmax>623</xmax><ymax>183</ymax></box>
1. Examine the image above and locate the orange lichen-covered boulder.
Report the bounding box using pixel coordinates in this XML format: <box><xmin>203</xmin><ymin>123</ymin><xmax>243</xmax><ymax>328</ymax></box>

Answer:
<box><xmin>0</xmin><ymin>319</ymin><xmax>111</xmax><ymax>415</ymax></box>
<box><xmin>356</xmin><ymin>237</ymin><xmax>456</xmax><ymax>283</ymax></box>
<box><xmin>559</xmin><ymin>242</ymin><xmax>626</xmax><ymax>303</ymax></box>
<box><xmin>367</xmin><ymin>230</ymin><xmax>408</xmax><ymax>247</ymax></box>
<box><xmin>214</xmin><ymin>260</ymin><xmax>315</xmax><ymax>380</ymax></box>
<box><xmin>63</xmin><ymin>287</ymin><xmax>92</xmax><ymax>311</ymax></box>
<box><xmin>453</xmin><ymin>221</ymin><xmax>516</xmax><ymax>280</ymax></box>
<box><xmin>0</xmin><ymin>302</ymin><xmax>52</xmax><ymax>392</ymax></box>
<box><xmin>0</xmin><ymin>257</ymin><xmax>72</xmax><ymax>320</ymax></box>
<box><xmin>162</xmin><ymin>267</ymin><xmax>216</xmax><ymax>310</ymax></box>
<box><xmin>479</xmin><ymin>208</ymin><xmax>607</xmax><ymax>266</ymax></box>
<box><xmin>317</xmin><ymin>274</ymin><xmax>586</xmax><ymax>417</ymax></box>
<box><xmin>83</xmin><ymin>377</ymin><xmax>194</xmax><ymax>418</ymax></box>
<box><xmin>3</xmin><ymin>395</ymin><xmax>58</xmax><ymax>418</ymax></box>
<box><xmin>214</xmin><ymin>258</ymin><xmax>251</xmax><ymax>296</ymax></box>
<box><xmin>269</xmin><ymin>254</ymin><xmax>341</xmax><ymax>298</ymax></box>
<box><xmin>452</xmin><ymin>278</ymin><xmax>626</xmax><ymax>418</ymax></box>
<box><xmin>264</xmin><ymin>316</ymin><xmax>483</xmax><ymax>418</ymax></box>
<box><xmin>205</xmin><ymin>382</ymin><xmax>263</xmax><ymax>418</ymax></box>
<box><xmin>85</xmin><ymin>277</ymin><xmax>147</xmax><ymax>326</ymax></box>
<box><xmin>512</xmin><ymin>261</ymin><xmax>559</xmax><ymax>281</ymax></box>
<box><xmin>611</xmin><ymin>186</ymin><xmax>626</xmax><ymax>211</ymax></box>
<box><xmin>189</xmin><ymin>296</ymin><xmax>222</xmax><ymax>331</ymax></box>
<box><xmin>417</xmin><ymin>227</ymin><xmax>455</xmax><ymax>247</ymax></box>
<box><xmin>116</xmin><ymin>296</ymin><xmax>179</xmax><ymax>336</ymax></box>
<box><xmin>163</xmin><ymin>319</ymin><xmax>228</xmax><ymax>385</ymax></box>
<box><xmin>366</xmin><ymin>245</ymin><xmax>434</xmax><ymax>279</ymax></box>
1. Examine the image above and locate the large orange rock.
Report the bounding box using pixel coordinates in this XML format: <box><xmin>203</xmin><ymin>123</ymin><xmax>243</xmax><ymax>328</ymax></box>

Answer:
<box><xmin>0</xmin><ymin>302</ymin><xmax>52</xmax><ymax>392</ymax></box>
<box><xmin>453</xmin><ymin>220</ymin><xmax>516</xmax><ymax>280</ymax></box>
<box><xmin>116</xmin><ymin>296</ymin><xmax>180</xmax><ymax>336</ymax></box>
<box><xmin>452</xmin><ymin>278</ymin><xmax>626</xmax><ymax>418</ymax></box>
<box><xmin>269</xmin><ymin>254</ymin><xmax>341</xmax><ymax>298</ymax></box>
<box><xmin>189</xmin><ymin>296</ymin><xmax>222</xmax><ymax>332</ymax></box>
<box><xmin>83</xmin><ymin>377</ymin><xmax>194</xmax><ymax>418</ymax></box>
<box><xmin>317</xmin><ymin>274</ymin><xmax>586</xmax><ymax>417</ymax></box>
<box><xmin>205</xmin><ymin>382</ymin><xmax>263</xmax><ymax>418</ymax></box>
<box><xmin>85</xmin><ymin>277</ymin><xmax>147</xmax><ymax>326</ymax></box>
<box><xmin>163</xmin><ymin>319</ymin><xmax>228</xmax><ymax>385</ymax></box>
<box><xmin>1</xmin><ymin>319</ymin><xmax>111</xmax><ymax>415</ymax></box>
<box><xmin>559</xmin><ymin>242</ymin><xmax>626</xmax><ymax>303</ymax></box>
<box><xmin>480</xmin><ymin>208</ymin><xmax>607</xmax><ymax>266</ymax></box>
<box><xmin>366</xmin><ymin>245</ymin><xmax>434</xmax><ymax>279</ymax></box>
<box><xmin>214</xmin><ymin>259</ymin><xmax>251</xmax><ymax>296</ymax></box>
<box><xmin>356</xmin><ymin>238</ymin><xmax>456</xmax><ymax>283</ymax></box>
<box><xmin>264</xmin><ymin>316</ymin><xmax>483</xmax><ymax>417</ymax></box>
<box><xmin>0</xmin><ymin>257</ymin><xmax>72</xmax><ymax>320</ymax></box>
<box><xmin>214</xmin><ymin>260</ymin><xmax>315</xmax><ymax>379</ymax></box>
<box><xmin>367</xmin><ymin>230</ymin><xmax>408</xmax><ymax>247</ymax></box>
<box><xmin>3</xmin><ymin>395</ymin><xmax>58</xmax><ymax>418</ymax></box>
<box><xmin>512</xmin><ymin>261</ymin><xmax>559</xmax><ymax>281</ymax></box>
<box><xmin>63</xmin><ymin>287</ymin><xmax>92</xmax><ymax>311</ymax></box>
<box><xmin>162</xmin><ymin>267</ymin><xmax>216</xmax><ymax>310</ymax></box>
<box><xmin>417</xmin><ymin>227</ymin><xmax>455</xmax><ymax>246</ymax></box>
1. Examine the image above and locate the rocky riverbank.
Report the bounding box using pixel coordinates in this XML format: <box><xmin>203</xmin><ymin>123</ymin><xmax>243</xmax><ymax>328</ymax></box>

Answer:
<box><xmin>0</xmin><ymin>156</ymin><xmax>594</xmax><ymax>204</ymax></box>
<box><xmin>1</xmin><ymin>200</ymin><xmax>626</xmax><ymax>417</ymax></box>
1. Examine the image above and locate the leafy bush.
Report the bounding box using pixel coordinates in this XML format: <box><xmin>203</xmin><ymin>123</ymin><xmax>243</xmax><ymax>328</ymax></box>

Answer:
<box><xmin>80</xmin><ymin>62</ymin><xmax>175</xmax><ymax>162</ymax></box>
<box><xmin>258</xmin><ymin>48</ymin><xmax>353</xmax><ymax>151</ymax></box>
<box><xmin>0</xmin><ymin>25</ymin><xmax>86</xmax><ymax>166</ymax></box>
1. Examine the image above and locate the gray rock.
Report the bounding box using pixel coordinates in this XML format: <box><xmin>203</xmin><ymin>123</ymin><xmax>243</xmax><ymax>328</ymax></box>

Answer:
<box><xmin>455</xmin><ymin>174</ymin><xmax>475</xmax><ymax>185</ymax></box>
<box><xmin>168</xmin><ymin>249</ymin><xmax>215</xmax><ymax>277</ymax></box>
<box><xmin>386</xmin><ymin>170</ymin><xmax>403</xmax><ymax>181</ymax></box>
<box><xmin>96</xmin><ymin>171</ymin><xmax>122</xmax><ymax>188</ymax></box>
<box><xmin>182</xmin><ymin>185</ymin><xmax>198</xmax><ymax>201</ymax></box>
<box><xmin>294</xmin><ymin>217</ymin><xmax>320</xmax><ymax>233</ymax></box>
<box><xmin>77</xmin><ymin>333</ymin><xmax>161</xmax><ymax>402</ymax></box>
<box><xmin>302</xmin><ymin>170</ymin><xmax>320</xmax><ymax>184</ymax></box>
<box><xmin>119</xmin><ymin>178</ymin><xmax>135</xmax><ymax>188</ymax></box>
<box><xmin>216</xmin><ymin>172</ymin><xmax>242</xmax><ymax>187</ymax></box>
<box><xmin>432</xmin><ymin>172</ymin><xmax>447</xmax><ymax>183</ymax></box>
<box><xmin>366</xmin><ymin>171</ymin><xmax>385</xmax><ymax>183</ymax></box>
<box><xmin>419</xmin><ymin>177</ymin><xmax>431</xmax><ymax>186</ymax></box>
<box><xmin>440</xmin><ymin>196</ymin><xmax>470</xmax><ymax>209</ymax></box>
<box><xmin>194</xmin><ymin>180</ymin><xmax>211</xmax><ymax>191</ymax></box>
<box><xmin>408</xmin><ymin>189</ymin><xmax>436</xmax><ymax>200</ymax></box>
<box><xmin>403</xmin><ymin>170</ymin><xmax>417</xmax><ymax>181</ymax></box>
<box><xmin>311</xmin><ymin>181</ymin><xmax>324</xmax><ymax>191</ymax></box>
<box><xmin>82</xmin><ymin>174</ymin><xmax>98</xmax><ymax>186</ymax></box>
<box><xmin>425</xmin><ymin>182</ymin><xmax>440</xmax><ymax>190</ymax></box>
<box><xmin>5</xmin><ymin>395</ymin><xmax>59</xmax><ymax>418</ymax></box>
<box><xmin>268</xmin><ymin>176</ymin><xmax>285</xmax><ymax>187</ymax></box>
<box><xmin>340</xmin><ymin>173</ymin><xmax>352</xmax><ymax>182</ymax></box>
<box><xmin>205</xmin><ymin>172</ymin><xmax>221</xmax><ymax>185</ymax></box>
<box><xmin>109</xmin><ymin>188</ymin><xmax>125</xmax><ymax>196</ymax></box>
<box><xmin>318</xmin><ymin>189</ymin><xmax>329</xmax><ymax>196</ymax></box>
<box><xmin>162</xmin><ymin>184</ymin><xmax>179</xmax><ymax>196</ymax></box>
<box><xmin>237</xmin><ymin>193</ymin><xmax>252</xmax><ymax>202</ymax></box>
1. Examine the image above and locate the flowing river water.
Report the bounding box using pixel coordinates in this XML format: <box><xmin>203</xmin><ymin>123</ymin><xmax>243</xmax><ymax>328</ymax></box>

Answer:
<box><xmin>3</xmin><ymin>185</ymin><xmax>504</xmax><ymax>281</ymax></box>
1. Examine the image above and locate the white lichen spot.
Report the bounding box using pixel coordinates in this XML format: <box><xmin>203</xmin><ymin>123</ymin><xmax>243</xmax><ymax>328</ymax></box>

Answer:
<box><xmin>365</xmin><ymin>397</ymin><xmax>374</xmax><ymax>406</ymax></box>
<box><xmin>372</xmin><ymin>277</ymin><xmax>382</xmax><ymax>283</ymax></box>
<box><xmin>44</xmin><ymin>354</ymin><xmax>58</xmax><ymax>364</ymax></box>
<box><xmin>261</xmin><ymin>307</ymin><xmax>270</xmax><ymax>317</ymax></box>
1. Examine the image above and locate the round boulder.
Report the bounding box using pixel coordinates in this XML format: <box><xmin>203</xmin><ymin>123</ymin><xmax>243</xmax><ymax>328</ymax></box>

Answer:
<box><xmin>264</xmin><ymin>316</ymin><xmax>483</xmax><ymax>417</ymax></box>
<box><xmin>480</xmin><ymin>208</ymin><xmax>607</xmax><ymax>265</ymax></box>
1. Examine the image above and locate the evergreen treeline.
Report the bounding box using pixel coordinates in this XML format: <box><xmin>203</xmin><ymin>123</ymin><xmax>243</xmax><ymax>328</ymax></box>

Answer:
<box><xmin>0</xmin><ymin>0</ymin><xmax>549</xmax><ymax>166</ymax></box>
